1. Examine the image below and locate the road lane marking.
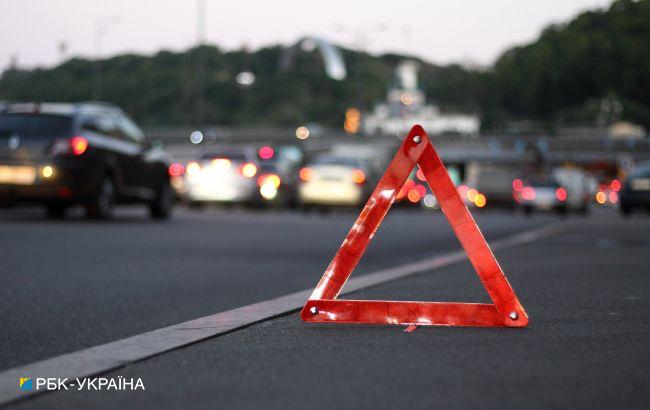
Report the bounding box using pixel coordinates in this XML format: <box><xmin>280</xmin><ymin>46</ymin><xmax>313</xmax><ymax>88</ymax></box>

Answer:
<box><xmin>0</xmin><ymin>223</ymin><xmax>567</xmax><ymax>405</ymax></box>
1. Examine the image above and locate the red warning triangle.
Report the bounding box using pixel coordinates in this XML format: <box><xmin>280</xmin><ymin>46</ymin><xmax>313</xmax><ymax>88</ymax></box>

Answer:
<box><xmin>300</xmin><ymin>125</ymin><xmax>528</xmax><ymax>328</ymax></box>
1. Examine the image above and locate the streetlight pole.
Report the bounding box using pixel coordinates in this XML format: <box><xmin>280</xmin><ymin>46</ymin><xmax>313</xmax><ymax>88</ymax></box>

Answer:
<box><xmin>193</xmin><ymin>0</ymin><xmax>207</xmax><ymax>127</ymax></box>
<box><xmin>92</xmin><ymin>16</ymin><xmax>119</xmax><ymax>100</ymax></box>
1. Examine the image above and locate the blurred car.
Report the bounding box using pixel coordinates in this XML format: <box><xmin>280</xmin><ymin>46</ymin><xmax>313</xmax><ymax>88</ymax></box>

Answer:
<box><xmin>476</xmin><ymin>169</ymin><xmax>516</xmax><ymax>208</ymax></box>
<box><xmin>514</xmin><ymin>175</ymin><xmax>568</xmax><ymax>215</ymax></box>
<box><xmin>0</xmin><ymin>102</ymin><xmax>174</xmax><ymax>219</ymax></box>
<box><xmin>552</xmin><ymin>168</ymin><xmax>592</xmax><ymax>214</ymax></box>
<box><xmin>395</xmin><ymin>167</ymin><xmax>485</xmax><ymax>211</ymax></box>
<box><xmin>254</xmin><ymin>144</ymin><xmax>302</xmax><ymax>208</ymax></box>
<box><xmin>594</xmin><ymin>179</ymin><xmax>622</xmax><ymax>208</ymax></box>
<box><xmin>620</xmin><ymin>166</ymin><xmax>650</xmax><ymax>216</ymax></box>
<box><xmin>457</xmin><ymin>184</ymin><xmax>487</xmax><ymax>209</ymax></box>
<box><xmin>183</xmin><ymin>147</ymin><xmax>261</xmax><ymax>205</ymax></box>
<box><xmin>257</xmin><ymin>161</ymin><xmax>298</xmax><ymax>207</ymax></box>
<box><xmin>256</xmin><ymin>144</ymin><xmax>304</xmax><ymax>170</ymax></box>
<box><xmin>298</xmin><ymin>156</ymin><xmax>372</xmax><ymax>207</ymax></box>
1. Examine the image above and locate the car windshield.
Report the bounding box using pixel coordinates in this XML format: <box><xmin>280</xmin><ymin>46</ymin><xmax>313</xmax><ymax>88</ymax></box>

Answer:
<box><xmin>0</xmin><ymin>114</ymin><xmax>73</xmax><ymax>139</ymax></box>
<box><xmin>200</xmin><ymin>152</ymin><xmax>248</xmax><ymax>161</ymax></box>
<box><xmin>526</xmin><ymin>176</ymin><xmax>558</xmax><ymax>187</ymax></box>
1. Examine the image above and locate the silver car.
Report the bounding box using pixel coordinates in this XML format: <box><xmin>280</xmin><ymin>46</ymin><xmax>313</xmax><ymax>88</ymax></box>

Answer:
<box><xmin>515</xmin><ymin>175</ymin><xmax>568</xmax><ymax>216</ymax></box>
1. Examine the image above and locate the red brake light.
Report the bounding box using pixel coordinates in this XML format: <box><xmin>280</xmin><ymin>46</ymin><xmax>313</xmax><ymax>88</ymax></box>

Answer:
<box><xmin>168</xmin><ymin>163</ymin><xmax>185</xmax><ymax>177</ymax></box>
<box><xmin>258</xmin><ymin>146</ymin><xmax>274</xmax><ymax>160</ymax></box>
<box><xmin>71</xmin><ymin>136</ymin><xmax>88</xmax><ymax>155</ymax></box>
<box><xmin>521</xmin><ymin>187</ymin><xmax>536</xmax><ymax>200</ymax></box>
<box><xmin>555</xmin><ymin>187</ymin><xmax>567</xmax><ymax>202</ymax></box>
<box><xmin>512</xmin><ymin>179</ymin><xmax>523</xmax><ymax>192</ymax></box>
<box><xmin>610</xmin><ymin>179</ymin><xmax>621</xmax><ymax>192</ymax></box>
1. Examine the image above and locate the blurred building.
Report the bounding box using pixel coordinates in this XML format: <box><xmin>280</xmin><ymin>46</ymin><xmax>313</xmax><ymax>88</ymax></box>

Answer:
<box><xmin>363</xmin><ymin>60</ymin><xmax>480</xmax><ymax>136</ymax></box>
<box><xmin>608</xmin><ymin>121</ymin><xmax>646</xmax><ymax>140</ymax></box>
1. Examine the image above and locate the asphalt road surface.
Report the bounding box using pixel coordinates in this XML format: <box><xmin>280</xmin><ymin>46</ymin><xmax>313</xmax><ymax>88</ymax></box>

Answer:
<box><xmin>2</xmin><ymin>205</ymin><xmax>649</xmax><ymax>409</ymax></box>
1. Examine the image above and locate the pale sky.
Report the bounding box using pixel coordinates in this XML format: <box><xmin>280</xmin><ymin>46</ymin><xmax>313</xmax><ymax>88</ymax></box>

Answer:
<box><xmin>0</xmin><ymin>0</ymin><xmax>613</xmax><ymax>71</ymax></box>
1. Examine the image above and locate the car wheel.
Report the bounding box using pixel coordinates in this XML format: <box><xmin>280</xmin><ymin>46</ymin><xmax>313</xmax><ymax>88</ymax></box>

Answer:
<box><xmin>86</xmin><ymin>177</ymin><xmax>115</xmax><ymax>219</ymax></box>
<box><xmin>45</xmin><ymin>203</ymin><xmax>66</xmax><ymax>219</ymax></box>
<box><xmin>150</xmin><ymin>178</ymin><xmax>173</xmax><ymax>220</ymax></box>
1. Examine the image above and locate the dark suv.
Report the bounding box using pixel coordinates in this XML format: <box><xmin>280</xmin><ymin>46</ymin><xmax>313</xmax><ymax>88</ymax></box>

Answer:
<box><xmin>0</xmin><ymin>102</ymin><xmax>174</xmax><ymax>219</ymax></box>
<box><xmin>620</xmin><ymin>165</ymin><xmax>650</xmax><ymax>216</ymax></box>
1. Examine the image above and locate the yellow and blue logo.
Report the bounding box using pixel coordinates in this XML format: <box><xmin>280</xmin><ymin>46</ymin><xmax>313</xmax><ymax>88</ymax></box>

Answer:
<box><xmin>19</xmin><ymin>378</ymin><xmax>32</xmax><ymax>391</ymax></box>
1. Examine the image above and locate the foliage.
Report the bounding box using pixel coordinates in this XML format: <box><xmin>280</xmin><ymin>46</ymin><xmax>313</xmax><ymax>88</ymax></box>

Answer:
<box><xmin>0</xmin><ymin>0</ymin><xmax>647</xmax><ymax>129</ymax></box>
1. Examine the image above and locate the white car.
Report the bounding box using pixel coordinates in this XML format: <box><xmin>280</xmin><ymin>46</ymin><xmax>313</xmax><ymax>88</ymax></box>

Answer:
<box><xmin>298</xmin><ymin>157</ymin><xmax>371</xmax><ymax>207</ymax></box>
<box><xmin>183</xmin><ymin>148</ymin><xmax>260</xmax><ymax>205</ymax></box>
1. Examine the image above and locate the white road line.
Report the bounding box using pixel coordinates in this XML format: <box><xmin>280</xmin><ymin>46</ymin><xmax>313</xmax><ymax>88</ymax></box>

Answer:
<box><xmin>0</xmin><ymin>223</ymin><xmax>567</xmax><ymax>405</ymax></box>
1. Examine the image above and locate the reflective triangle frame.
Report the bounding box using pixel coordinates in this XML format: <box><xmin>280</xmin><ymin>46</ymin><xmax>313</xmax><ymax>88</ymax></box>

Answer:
<box><xmin>300</xmin><ymin>125</ymin><xmax>529</xmax><ymax>328</ymax></box>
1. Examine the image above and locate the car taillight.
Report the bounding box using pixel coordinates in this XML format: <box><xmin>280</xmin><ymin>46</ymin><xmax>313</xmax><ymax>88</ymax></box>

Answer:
<box><xmin>351</xmin><ymin>169</ymin><xmax>366</xmax><ymax>184</ymax></box>
<box><xmin>555</xmin><ymin>187</ymin><xmax>567</xmax><ymax>202</ymax></box>
<box><xmin>407</xmin><ymin>189</ymin><xmax>421</xmax><ymax>203</ymax></box>
<box><xmin>299</xmin><ymin>167</ymin><xmax>312</xmax><ymax>182</ymax></box>
<box><xmin>50</xmin><ymin>136</ymin><xmax>88</xmax><ymax>156</ymax></box>
<box><xmin>71</xmin><ymin>136</ymin><xmax>88</xmax><ymax>155</ymax></box>
<box><xmin>521</xmin><ymin>187</ymin><xmax>535</xmax><ymax>200</ymax></box>
<box><xmin>240</xmin><ymin>162</ymin><xmax>257</xmax><ymax>178</ymax></box>
<box><xmin>474</xmin><ymin>193</ymin><xmax>487</xmax><ymax>208</ymax></box>
<box><xmin>467</xmin><ymin>188</ymin><xmax>478</xmax><ymax>202</ymax></box>
<box><xmin>258</xmin><ymin>173</ymin><xmax>281</xmax><ymax>188</ymax></box>
<box><xmin>258</xmin><ymin>146</ymin><xmax>274</xmax><ymax>160</ymax></box>
<box><xmin>168</xmin><ymin>163</ymin><xmax>185</xmax><ymax>177</ymax></box>
<box><xmin>512</xmin><ymin>179</ymin><xmax>523</xmax><ymax>192</ymax></box>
